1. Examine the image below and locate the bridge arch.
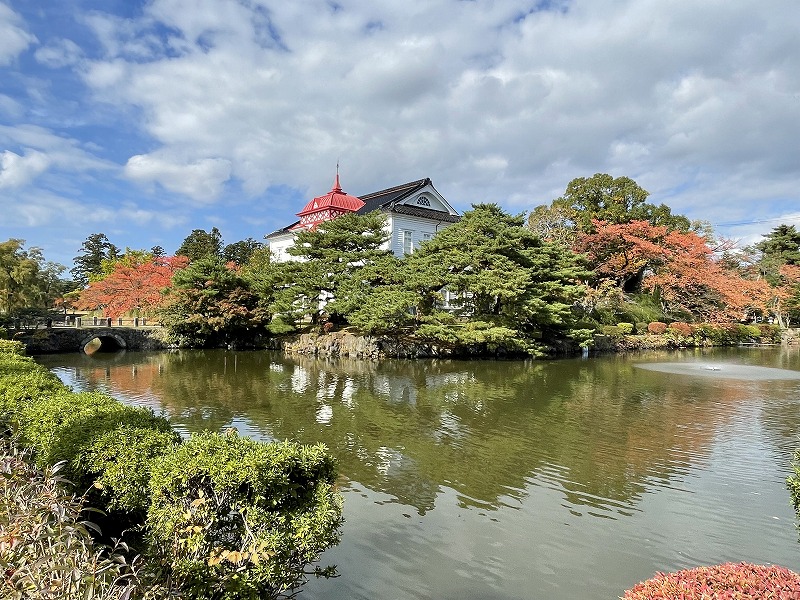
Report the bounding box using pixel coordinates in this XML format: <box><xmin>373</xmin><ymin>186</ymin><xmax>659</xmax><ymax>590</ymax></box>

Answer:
<box><xmin>80</xmin><ymin>333</ymin><xmax>127</xmax><ymax>354</ymax></box>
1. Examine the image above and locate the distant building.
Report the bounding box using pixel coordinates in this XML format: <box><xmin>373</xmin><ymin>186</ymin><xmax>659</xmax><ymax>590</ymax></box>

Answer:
<box><xmin>266</xmin><ymin>174</ymin><xmax>461</xmax><ymax>262</ymax></box>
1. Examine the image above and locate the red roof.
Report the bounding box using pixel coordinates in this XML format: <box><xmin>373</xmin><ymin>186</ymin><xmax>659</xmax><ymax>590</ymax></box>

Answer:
<box><xmin>296</xmin><ymin>173</ymin><xmax>365</xmax><ymax>217</ymax></box>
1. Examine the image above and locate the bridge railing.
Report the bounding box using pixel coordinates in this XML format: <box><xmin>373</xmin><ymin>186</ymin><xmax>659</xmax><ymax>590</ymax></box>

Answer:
<box><xmin>9</xmin><ymin>317</ymin><xmax>163</xmax><ymax>330</ymax></box>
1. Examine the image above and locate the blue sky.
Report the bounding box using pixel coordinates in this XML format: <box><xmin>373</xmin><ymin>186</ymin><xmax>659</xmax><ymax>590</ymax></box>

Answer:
<box><xmin>1</xmin><ymin>0</ymin><xmax>799</xmax><ymax>269</ymax></box>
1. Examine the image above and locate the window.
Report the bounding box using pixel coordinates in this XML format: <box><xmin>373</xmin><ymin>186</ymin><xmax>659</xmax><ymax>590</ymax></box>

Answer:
<box><xmin>402</xmin><ymin>230</ymin><xmax>413</xmax><ymax>254</ymax></box>
<box><xmin>422</xmin><ymin>232</ymin><xmax>433</xmax><ymax>243</ymax></box>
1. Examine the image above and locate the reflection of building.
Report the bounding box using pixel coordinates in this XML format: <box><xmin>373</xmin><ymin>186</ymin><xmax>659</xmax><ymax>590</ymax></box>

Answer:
<box><xmin>267</xmin><ymin>174</ymin><xmax>461</xmax><ymax>261</ymax></box>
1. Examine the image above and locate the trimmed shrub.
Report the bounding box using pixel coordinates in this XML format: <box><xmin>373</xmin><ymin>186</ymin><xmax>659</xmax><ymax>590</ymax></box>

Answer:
<box><xmin>738</xmin><ymin>324</ymin><xmax>762</xmax><ymax>341</ymax></box>
<box><xmin>667</xmin><ymin>322</ymin><xmax>693</xmax><ymax>337</ymax></box>
<box><xmin>0</xmin><ymin>339</ymin><xmax>25</xmax><ymax>355</ymax></box>
<box><xmin>617</xmin><ymin>322</ymin><xmax>634</xmax><ymax>335</ymax></box>
<box><xmin>147</xmin><ymin>431</ymin><xmax>344</xmax><ymax>599</ymax></box>
<box><xmin>601</xmin><ymin>325</ymin><xmax>623</xmax><ymax>338</ymax></box>
<box><xmin>759</xmin><ymin>323</ymin><xmax>782</xmax><ymax>344</ymax></box>
<box><xmin>647</xmin><ymin>322</ymin><xmax>667</xmax><ymax>335</ymax></box>
<box><xmin>635</xmin><ymin>322</ymin><xmax>648</xmax><ymax>334</ymax></box>
<box><xmin>84</xmin><ymin>425</ymin><xmax>181</xmax><ymax>514</ymax></box>
<box><xmin>15</xmin><ymin>391</ymin><xmax>176</xmax><ymax>512</ymax></box>
<box><xmin>622</xmin><ymin>562</ymin><xmax>800</xmax><ymax>599</ymax></box>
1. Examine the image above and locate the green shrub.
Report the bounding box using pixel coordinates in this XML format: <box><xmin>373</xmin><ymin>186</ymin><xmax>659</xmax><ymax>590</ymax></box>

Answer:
<box><xmin>147</xmin><ymin>431</ymin><xmax>344</xmax><ymax>600</ymax></box>
<box><xmin>616</xmin><ymin>322</ymin><xmax>634</xmax><ymax>335</ymax></box>
<box><xmin>84</xmin><ymin>425</ymin><xmax>181</xmax><ymax>514</ymax></box>
<box><xmin>0</xmin><ymin>326</ymin><xmax>7</xmax><ymax>340</ymax></box>
<box><xmin>0</xmin><ymin>339</ymin><xmax>25</xmax><ymax>355</ymax></box>
<box><xmin>647</xmin><ymin>322</ymin><xmax>667</xmax><ymax>335</ymax></box>
<box><xmin>601</xmin><ymin>325</ymin><xmax>623</xmax><ymax>338</ymax></box>
<box><xmin>635</xmin><ymin>322</ymin><xmax>647</xmax><ymax>334</ymax></box>
<box><xmin>738</xmin><ymin>324</ymin><xmax>762</xmax><ymax>341</ymax></box>
<box><xmin>16</xmin><ymin>391</ymin><xmax>175</xmax><ymax>506</ymax></box>
<box><xmin>759</xmin><ymin>323</ymin><xmax>782</xmax><ymax>343</ymax></box>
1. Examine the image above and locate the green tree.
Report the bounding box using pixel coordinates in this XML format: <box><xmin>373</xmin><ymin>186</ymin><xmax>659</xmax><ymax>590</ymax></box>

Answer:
<box><xmin>0</xmin><ymin>240</ymin><xmax>73</xmax><ymax>318</ymax></box>
<box><xmin>175</xmin><ymin>227</ymin><xmax>223</xmax><ymax>262</ymax></box>
<box><xmin>222</xmin><ymin>237</ymin><xmax>263</xmax><ymax>266</ymax></box>
<box><xmin>755</xmin><ymin>224</ymin><xmax>800</xmax><ymax>266</ymax></box>
<box><xmin>285</xmin><ymin>212</ymin><xmax>392</xmax><ymax>326</ymax></box>
<box><xmin>159</xmin><ymin>257</ymin><xmax>270</xmax><ymax>347</ymax></box>
<box><xmin>531</xmin><ymin>173</ymin><xmax>691</xmax><ymax>239</ymax></box>
<box><xmin>71</xmin><ymin>233</ymin><xmax>119</xmax><ymax>287</ymax></box>
<box><xmin>403</xmin><ymin>204</ymin><xmax>590</xmax><ymax>355</ymax></box>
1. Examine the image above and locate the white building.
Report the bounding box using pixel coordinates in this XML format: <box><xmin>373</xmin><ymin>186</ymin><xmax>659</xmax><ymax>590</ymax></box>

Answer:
<box><xmin>266</xmin><ymin>174</ymin><xmax>461</xmax><ymax>261</ymax></box>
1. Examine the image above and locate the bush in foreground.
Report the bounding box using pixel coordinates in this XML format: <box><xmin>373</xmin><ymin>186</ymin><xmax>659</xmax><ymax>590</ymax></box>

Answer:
<box><xmin>0</xmin><ymin>442</ymin><xmax>166</xmax><ymax>599</ymax></box>
<box><xmin>622</xmin><ymin>563</ymin><xmax>800</xmax><ymax>599</ymax></box>
<box><xmin>147</xmin><ymin>431</ymin><xmax>344</xmax><ymax>599</ymax></box>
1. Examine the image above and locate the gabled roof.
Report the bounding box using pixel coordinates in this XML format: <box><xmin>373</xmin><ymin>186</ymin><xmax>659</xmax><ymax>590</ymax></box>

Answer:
<box><xmin>266</xmin><ymin>177</ymin><xmax>460</xmax><ymax>239</ymax></box>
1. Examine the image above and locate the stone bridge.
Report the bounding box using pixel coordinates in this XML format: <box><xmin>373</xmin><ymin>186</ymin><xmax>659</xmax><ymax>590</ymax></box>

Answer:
<box><xmin>13</xmin><ymin>326</ymin><xmax>168</xmax><ymax>354</ymax></box>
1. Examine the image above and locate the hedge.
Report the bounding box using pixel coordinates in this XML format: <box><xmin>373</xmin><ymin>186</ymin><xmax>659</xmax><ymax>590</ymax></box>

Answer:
<box><xmin>0</xmin><ymin>342</ymin><xmax>344</xmax><ymax>599</ymax></box>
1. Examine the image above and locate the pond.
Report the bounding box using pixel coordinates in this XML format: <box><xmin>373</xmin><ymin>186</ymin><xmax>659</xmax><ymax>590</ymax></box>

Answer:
<box><xmin>36</xmin><ymin>346</ymin><xmax>800</xmax><ymax>599</ymax></box>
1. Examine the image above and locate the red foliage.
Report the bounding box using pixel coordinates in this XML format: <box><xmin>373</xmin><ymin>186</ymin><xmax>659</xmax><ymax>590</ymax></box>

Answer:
<box><xmin>75</xmin><ymin>256</ymin><xmax>189</xmax><ymax>318</ymax></box>
<box><xmin>668</xmin><ymin>322</ymin><xmax>693</xmax><ymax>337</ymax></box>
<box><xmin>647</xmin><ymin>322</ymin><xmax>667</xmax><ymax>335</ymax></box>
<box><xmin>577</xmin><ymin>220</ymin><xmax>772</xmax><ymax>322</ymax></box>
<box><xmin>623</xmin><ymin>563</ymin><xmax>800</xmax><ymax>599</ymax></box>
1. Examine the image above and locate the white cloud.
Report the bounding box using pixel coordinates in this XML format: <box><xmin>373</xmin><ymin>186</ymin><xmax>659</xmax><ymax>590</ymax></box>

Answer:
<box><xmin>0</xmin><ymin>149</ymin><xmax>50</xmax><ymax>188</ymax></box>
<box><xmin>0</xmin><ymin>125</ymin><xmax>114</xmax><ymax>181</ymax></box>
<box><xmin>125</xmin><ymin>153</ymin><xmax>232</xmax><ymax>202</ymax></box>
<box><xmin>34</xmin><ymin>38</ymin><xmax>84</xmax><ymax>68</ymax></box>
<box><xmin>6</xmin><ymin>0</ymin><xmax>794</xmax><ymax>248</ymax></box>
<box><xmin>0</xmin><ymin>3</ymin><xmax>36</xmax><ymax>65</ymax></box>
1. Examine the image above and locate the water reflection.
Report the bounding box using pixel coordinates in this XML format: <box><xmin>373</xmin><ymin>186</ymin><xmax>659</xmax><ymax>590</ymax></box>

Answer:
<box><xmin>37</xmin><ymin>348</ymin><xmax>800</xmax><ymax>519</ymax></box>
<box><xmin>35</xmin><ymin>347</ymin><xmax>800</xmax><ymax>600</ymax></box>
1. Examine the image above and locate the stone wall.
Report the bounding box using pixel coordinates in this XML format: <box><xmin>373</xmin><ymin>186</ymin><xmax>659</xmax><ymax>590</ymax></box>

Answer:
<box><xmin>280</xmin><ymin>332</ymin><xmax>462</xmax><ymax>359</ymax></box>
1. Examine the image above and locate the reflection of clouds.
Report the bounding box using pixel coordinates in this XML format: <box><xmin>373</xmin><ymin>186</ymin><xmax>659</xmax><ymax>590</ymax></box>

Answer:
<box><xmin>425</xmin><ymin>371</ymin><xmax>472</xmax><ymax>389</ymax></box>
<box><xmin>433</xmin><ymin>411</ymin><xmax>466</xmax><ymax>443</ymax></box>
<box><xmin>375</xmin><ymin>446</ymin><xmax>406</xmax><ymax>476</ymax></box>
<box><xmin>316</xmin><ymin>404</ymin><xmax>333</xmax><ymax>425</ymax></box>
<box><xmin>290</xmin><ymin>365</ymin><xmax>309</xmax><ymax>393</ymax></box>
<box><xmin>373</xmin><ymin>374</ymin><xmax>417</xmax><ymax>405</ymax></box>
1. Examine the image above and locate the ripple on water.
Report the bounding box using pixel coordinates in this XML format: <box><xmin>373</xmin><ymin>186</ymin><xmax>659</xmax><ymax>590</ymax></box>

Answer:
<box><xmin>633</xmin><ymin>362</ymin><xmax>800</xmax><ymax>380</ymax></box>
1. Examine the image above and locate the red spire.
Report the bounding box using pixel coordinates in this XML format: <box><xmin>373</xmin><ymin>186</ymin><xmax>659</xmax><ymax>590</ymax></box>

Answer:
<box><xmin>291</xmin><ymin>166</ymin><xmax>365</xmax><ymax>230</ymax></box>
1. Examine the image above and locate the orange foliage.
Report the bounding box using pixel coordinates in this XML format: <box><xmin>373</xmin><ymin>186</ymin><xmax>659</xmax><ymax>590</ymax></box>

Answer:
<box><xmin>578</xmin><ymin>220</ymin><xmax>771</xmax><ymax>322</ymax></box>
<box><xmin>75</xmin><ymin>256</ymin><xmax>189</xmax><ymax>318</ymax></box>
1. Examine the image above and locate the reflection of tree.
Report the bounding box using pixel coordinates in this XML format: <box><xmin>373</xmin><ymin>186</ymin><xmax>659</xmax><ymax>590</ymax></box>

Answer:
<box><xmin>37</xmin><ymin>349</ymin><xmax>755</xmax><ymax>517</ymax></box>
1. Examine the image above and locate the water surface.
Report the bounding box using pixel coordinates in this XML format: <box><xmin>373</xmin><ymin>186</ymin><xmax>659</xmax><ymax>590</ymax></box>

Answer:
<box><xmin>36</xmin><ymin>346</ymin><xmax>800</xmax><ymax>599</ymax></box>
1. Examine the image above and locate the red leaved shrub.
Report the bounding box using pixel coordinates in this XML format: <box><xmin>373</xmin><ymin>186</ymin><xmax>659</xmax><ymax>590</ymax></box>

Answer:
<box><xmin>647</xmin><ymin>322</ymin><xmax>667</xmax><ymax>335</ymax></box>
<box><xmin>622</xmin><ymin>562</ymin><xmax>800</xmax><ymax>599</ymax></box>
<box><xmin>668</xmin><ymin>322</ymin><xmax>693</xmax><ymax>337</ymax></box>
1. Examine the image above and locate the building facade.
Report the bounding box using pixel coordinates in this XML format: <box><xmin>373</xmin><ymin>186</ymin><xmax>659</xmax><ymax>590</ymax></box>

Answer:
<box><xmin>267</xmin><ymin>175</ymin><xmax>461</xmax><ymax>261</ymax></box>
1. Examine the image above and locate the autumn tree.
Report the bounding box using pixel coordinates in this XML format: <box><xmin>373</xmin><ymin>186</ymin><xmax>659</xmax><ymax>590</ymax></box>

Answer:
<box><xmin>71</xmin><ymin>233</ymin><xmax>119</xmax><ymax>286</ymax></box>
<box><xmin>528</xmin><ymin>174</ymin><xmax>691</xmax><ymax>247</ymax></box>
<box><xmin>159</xmin><ymin>257</ymin><xmax>270</xmax><ymax>347</ymax></box>
<box><xmin>578</xmin><ymin>220</ymin><xmax>769</xmax><ymax>322</ymax></box>
<box><xmin>74</xmin><ymin>255</ymin><xmax>189</xmax><ymax>318</ymax></box>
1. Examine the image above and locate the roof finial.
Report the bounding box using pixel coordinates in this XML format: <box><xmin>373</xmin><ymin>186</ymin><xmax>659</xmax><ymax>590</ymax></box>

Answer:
<box><xmin>332</xmin><ymin>160</ymin><xmax>342</xmax><ymax>193</ymax></box>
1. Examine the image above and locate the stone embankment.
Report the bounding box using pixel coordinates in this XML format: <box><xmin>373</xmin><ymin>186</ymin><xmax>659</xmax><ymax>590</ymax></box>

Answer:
<box><xmin>280</xmin><ymin>332</ymin><xmax>452</xmax><ymax>359</ymax></box>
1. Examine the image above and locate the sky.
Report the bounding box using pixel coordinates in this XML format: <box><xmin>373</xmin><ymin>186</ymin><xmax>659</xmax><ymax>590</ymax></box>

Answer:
<box><xmin>1</xmin><ymin>0</ymin><xmax>799</xmax><ymax>270</ymax></box>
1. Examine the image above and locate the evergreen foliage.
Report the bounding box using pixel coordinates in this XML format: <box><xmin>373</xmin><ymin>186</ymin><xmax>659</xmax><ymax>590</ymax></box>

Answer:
<box><xmin>176</xmin><ymin>227</ymin><xmax>224</xmax><ymax>262</ymax></box>
<box><xmin>71</xmin><ymin>233</ymin><xmax>119</xmax><ymax>287</ymax></box>
<box><xmin>159</xmin><ymin>257</ymin><xmax>270</xmax><ymax>347</ymax></box>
